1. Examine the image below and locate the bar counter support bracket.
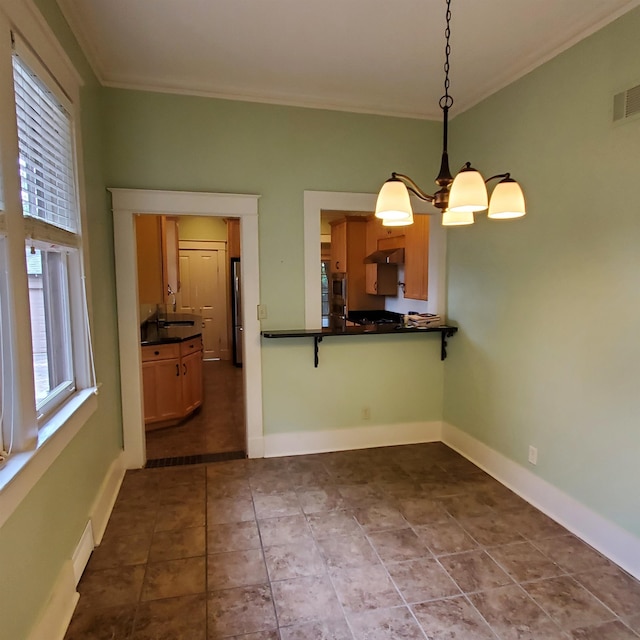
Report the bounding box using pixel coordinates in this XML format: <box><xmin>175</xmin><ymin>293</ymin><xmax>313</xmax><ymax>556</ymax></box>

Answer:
<box><xmin>314</xmin><ymin>336</ymin><xmax>322</xmax><ymax>368</ymax></box>
<box><xmin>441</xmin><ymin>328</ymin><xmax>456</xmax><ymax>361</ymax></box>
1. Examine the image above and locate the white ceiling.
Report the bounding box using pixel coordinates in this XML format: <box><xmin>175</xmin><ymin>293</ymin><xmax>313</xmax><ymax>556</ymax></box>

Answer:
<box><xmin>58</xmin><ymin>0</ymin><xmax>640</xmax><ymax>119</ymax></box>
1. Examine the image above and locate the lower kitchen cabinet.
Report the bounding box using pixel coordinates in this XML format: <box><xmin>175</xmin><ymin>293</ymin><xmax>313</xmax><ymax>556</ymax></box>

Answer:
<box><xmin>141</xmin><ymin>337</ymin><xmax>203</xmax><ymax>428</ymax></box>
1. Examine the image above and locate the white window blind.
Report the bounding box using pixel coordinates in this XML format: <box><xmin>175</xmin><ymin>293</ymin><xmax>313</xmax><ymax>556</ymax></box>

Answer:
<box><xmin>12</xmin><ymin>54</ymin><xmax>78</xmax><ymax>234</ymax></box>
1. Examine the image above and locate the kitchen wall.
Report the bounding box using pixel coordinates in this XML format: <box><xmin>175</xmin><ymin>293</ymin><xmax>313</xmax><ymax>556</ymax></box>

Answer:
<box><xmin>444</xmin><ymin>7</ymin><xmax>640</xmax><ymax>538</ymax></box>
<box><xmin>178</xmin><ymin>215</ymin><xmax>228</xmax><ymax>241</ymax></box>
<box><xmin>0</xmin><ymin>0</ymin><xmax>123</xmax><ymax>637</ymax></box>
<box><xmin>103</xmin><ymin>90</ymin><xmax>447</xmax><ymax>435</ymax></box>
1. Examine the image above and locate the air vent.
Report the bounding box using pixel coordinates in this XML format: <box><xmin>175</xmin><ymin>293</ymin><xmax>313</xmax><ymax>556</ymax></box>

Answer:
<box><xmin>613</xmin><ymin>84</ymin><xmax>640</xmax><ymax>121</ymax></box>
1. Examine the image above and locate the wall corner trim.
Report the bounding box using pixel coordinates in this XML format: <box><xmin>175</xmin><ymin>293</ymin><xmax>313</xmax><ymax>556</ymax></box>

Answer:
<box><xmin>442</xmin><ymin>421</ymin><xmax>640</xmax><ymax>580</ymax></box>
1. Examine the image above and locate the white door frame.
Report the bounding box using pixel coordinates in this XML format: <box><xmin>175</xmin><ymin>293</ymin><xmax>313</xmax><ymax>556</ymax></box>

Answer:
<box><xmin>109</xmin><ymin>188</ymin><xmax>263</xmax><ymax>468</ymax></box>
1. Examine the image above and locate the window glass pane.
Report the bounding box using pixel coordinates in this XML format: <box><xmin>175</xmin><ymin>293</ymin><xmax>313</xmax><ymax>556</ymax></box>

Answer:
<box><xmin>12</xmin><ymin>54</ymin><xmax>78</xmax><ymax>233</ymax></box>
<box><xmin>26</xmin><ymin>246</ymin><xmax>74</xmax><ymax>412</ymax></box>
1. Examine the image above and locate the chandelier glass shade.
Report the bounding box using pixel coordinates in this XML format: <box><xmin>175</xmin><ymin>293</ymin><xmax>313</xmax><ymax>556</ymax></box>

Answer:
<box><xmin>375</xmin><ymin>0</ymin><xmax>526</xmax><ymax>227</ymax></box>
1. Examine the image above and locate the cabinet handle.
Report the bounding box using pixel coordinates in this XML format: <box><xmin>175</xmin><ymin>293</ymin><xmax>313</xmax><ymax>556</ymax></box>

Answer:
<box><xmin>183</xmin><ymin>363</ymin><xmax>187</xmax><ymax>376</ymax></box>
<box><xmin>155</xmin><ymin>350</ymin><xmax>160</xmax><ymax>356</ymax></box>
<box><xmin>374</xmin><ymin>281</ymin><xmax>377</xmax><ymax>292</ymax></box>
<box><xmin>336</xmin><ymin>261</ymin><xmax>340</xmax><ymax>270</ymax></box>
<box><xmin>175</xmin><ymin>364</ymin><xmax>180</xmax><ymax>377</ymax></box>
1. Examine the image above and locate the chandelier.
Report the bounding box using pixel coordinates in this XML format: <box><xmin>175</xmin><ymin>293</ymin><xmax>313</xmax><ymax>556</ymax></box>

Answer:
<box><xmin>375</xmin><ymin>0</ymin><xmax>526</xmax><ymax>227</ymax></box>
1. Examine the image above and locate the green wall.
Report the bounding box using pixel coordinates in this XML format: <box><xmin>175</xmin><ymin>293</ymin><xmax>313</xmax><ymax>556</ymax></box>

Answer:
<box><xmin>0</xmin><ymin>1</ymin><xmax>123</xmax><ymax>638</ymax></box>
<box><xmin>103</xmin><ymin>90</ymin><xmax>447</xmax><ymax>433</ymax></box>
<box><xmin>444</xmin><ymin>7</ymin><xmax>640</xmax><ymax>536</ymax></box>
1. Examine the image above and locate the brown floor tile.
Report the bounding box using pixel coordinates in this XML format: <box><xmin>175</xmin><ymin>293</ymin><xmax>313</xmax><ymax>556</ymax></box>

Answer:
<box><xmin>397</xmin><ymin>497</ymin><xmax>451</xmax><ymax>525</ymax></box>
<box><xmin>411</xmin><ymin>595</ymin><xmax>496</xmax><ymax>639</ymax></box>
<box><xmin>253</xmin><ymin>492</ymin><xmax>303</xmax><ymax>519</ymax></box>
<box><xmin>155</xmin><ymin>501</ymin><xmax>206</xmax><ymax>532</ymax></box>
<box><xmin>306</xmin><ymin>510</ymin><xmax>361</xmax><ymax>540</ymax></box>
<box><xmin>569</xmin><ymin>620</ymin><xmax>639</xmax><ymax>639</ymax></box>
<box><xmin>271</xmin><ymin>574</ymin><xmax>343</xmax><ymax>626</ymax></box>
<box><xmin>532</xmin><ymin>535</ymin><xmax>612</xmax><ymax>574</ymax></box>
<box><xmin>258</xmin><ymin>514</ymin><xmax>314</xmax><ymax>547</ymax></box>
<box><xmin>279</xmin><ymin>617</ymin><xmax>353</xmax><ymax>639</ymax></box>
<box><xmin>523</xmin><ymin>576</ymin><xmax>615</xmax><ymax>630</ymax></box>
<box><xmin>330</xmin><ymin>564</ymin><xmax>402</xmax><ymax>614</ymax></box>
<box><xmin>208</xmin><ymin>520</ymin><xmax>261</xmax><ymax>553</ymax></box>
<box><xmin>207</xmin><ymin>477</ymin><xmax>252</xmax><ymax>501</ymax></box>
<box><xmin>316</xmin><ymin>533</ymin><xmax>380</xmax><ymax>570</ymax></box>
<box><xmin>413</xmin><ymin>518</ymin><xmax>479</xmax><ymax>556</ymax></box>
<box><xmin>436</xmin><ymin>494</ymin><xmax>494</xmax><ymax>519</ymax></box>
<box><xmin>354</xmin><ymin>503</ymin><xmax>408</xmax><ymax>533</ymax></box>
<box><xmin>337</xmin><ymin>484</ymin><xmax>387</xmax><ymax>507</ymax></box>
<box><xmin>132</xmin><ymin>593</ymin><xmax>206</xmax><ymax>639</ymax></box>
<box><xmin>500</xmin><ymin>505</ymin><xmax>568</xmax><ymax>540</ymax></box>
<box><xmin>297</xmin><ymin>487</ymin><xmax>349</xmax><ymax>514</ymax></box>
<box><xmin>470</xmin><ymin>584</ymin><xmax>566</xmax><ymax>639</ymax></box>
<box><xmin>63</xmin><ymin>604</ymin><xmax>136</xmax><ymax>640</ymax></box>
<box><xmin>488</xmin><ymin>541</ymin><xmax>563</xmax><ymax>583</ymax></box>
<box><xmin>206</xmin><ymin>459</ymin><xmax>248</xmax><ymax>481</ymax></box>
<box><xmin>439</xmin><ymin>549</ymin><xmax>513</xmax><ymax>593</ymax></box>
<box><xmin>77</xmin><ymin>565</ymin><xmax>146</xmax><ymax>609</ymax></box>
<box><xmin>228</xmin><ymin>632</ymin><xmax>280</xmax><ymax>640</ymax></box>
<box><xmin>457</xmin><ymin>513</ymin><xmax>525</xmax><ymax>547</ymax></box>
<box><xmin>367</xmin><ymin>528</ymin><xmax>431</xmax><ymax>564</ymax></box>
<box><xmin>207</xmin><ymin>584</ymin><xmax>277</xmax><ymax>637</ymax></box>
<box><xmin>574</xmin><ymin>566</ymin><xmax>640</xmax><ymax>617</ymax></box>
<box><xmin>207</xmin><ymin>548</ymin><xmax>268</xmax><ymax>590</ymax></box>
<box><xmin>264</xmin><ymin>541</ymin><xmax>326</xmax><ymax>581</ymax></box>
<box><xmin>103</xmin><ymin>506</ymin><xmax>157</xmax><ymax>541</ymax></box>
<box><xmin>141</xmin><ymin>556</ymin><xmax>206</xmax><ymax>601</ymax></box>
<box><xmin>348</xmin><ymin>606</ymin><xmax>425</xmax><ymax>639</ymax></box>
<box><xmin>87</xmin><ymin>532</ymin><xmax>151</xmax><ymax>570</ymax></box>
<box><xmin>149</xmin><ymin>526</ymin><xmax>206</xmax><ymax>561</ymax></box>
<box><xmin>207</xmin><ymin>497</ymin><xmax>255</xmax><ymax>525</ymax></box>
<box><xmin>160</xmin><ymin>482</ymin><xmax>206</xmax><ymax>505</ymax></box>
<box><xmin>387</xmin><ymin>558</ymin><xmax>460</xmax><ymax>603</ymax></box>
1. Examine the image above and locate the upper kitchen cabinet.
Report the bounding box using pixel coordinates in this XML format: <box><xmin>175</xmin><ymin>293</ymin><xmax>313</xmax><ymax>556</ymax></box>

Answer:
<box><xmin>403</xmin><ymin>214</ymin><xmax>430</xmax><ymax>300</ymax></box>
<box><xmin>330</xmin><ymin>215</ymin><xmax>382</xmax><ymax>311</ymax></box>
<box><xmin>135</xmin><ymin>215</ymin><xmax>181</xmax><ymax>307</ymax></box>
<box><xmin>226</xmin><ymin>218</ymin><xmax>241</xmax><ymax>258</ymax></box>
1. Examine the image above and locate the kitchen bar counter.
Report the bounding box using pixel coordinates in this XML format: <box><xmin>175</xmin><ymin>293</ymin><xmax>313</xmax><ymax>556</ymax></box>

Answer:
<box><xmin>262</xmin><ymin>324</ymin><xmax>458</xmax><ymax>366</ymax></box>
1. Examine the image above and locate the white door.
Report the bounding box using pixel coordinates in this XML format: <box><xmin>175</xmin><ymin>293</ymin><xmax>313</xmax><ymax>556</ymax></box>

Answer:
<box><xmin>176</xmin><ymin>243</ymin><xmax>228</xmax><ymax>360</ymax></box>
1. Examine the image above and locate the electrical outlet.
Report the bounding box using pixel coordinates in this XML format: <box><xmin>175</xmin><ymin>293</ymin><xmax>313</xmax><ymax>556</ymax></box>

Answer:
<box><xmin>257</xmin><ymin>304</ymin><xmax>267</xmax><ymax>320</ymax></box>
<box><xmin>528</xmin><ymin>445</ymin><xmax>538</xmax><ymax>465</ymax></box>
<box><xmin>362</xmin><ymin>407</ymin><xmax>371</xmax><ymax>420</ymax></box>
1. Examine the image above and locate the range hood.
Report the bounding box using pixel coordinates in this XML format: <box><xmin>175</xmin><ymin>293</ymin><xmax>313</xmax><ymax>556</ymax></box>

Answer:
<box><xmin>364</xmin><ymin>248</ymin><xmax>405</xmax><ymax>264</ymax></box>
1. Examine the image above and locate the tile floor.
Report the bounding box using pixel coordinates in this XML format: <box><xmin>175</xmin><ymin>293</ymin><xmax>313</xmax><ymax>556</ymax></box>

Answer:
<box><xmin>145</xmin><ymin>360</ymin><xmax>245</xmax><ymax>460</ymax></box>
<box><xmin>65</xmin><ymin>443</ymin><xmax>640</xmax><ymax>639</ymax></box>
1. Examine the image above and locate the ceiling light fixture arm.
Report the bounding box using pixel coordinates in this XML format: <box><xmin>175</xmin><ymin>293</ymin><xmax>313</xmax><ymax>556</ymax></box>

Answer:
<box><xmin>390</xmin><ymin>172</ymin><xmax>434</xmax><ymax>203</ymax></box>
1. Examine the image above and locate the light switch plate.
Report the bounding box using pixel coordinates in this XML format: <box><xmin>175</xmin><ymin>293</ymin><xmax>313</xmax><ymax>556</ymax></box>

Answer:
<box><xmin>257</xmin><ymin>304</ymin><xmax>267</xmax><ymax>320</ymax></box>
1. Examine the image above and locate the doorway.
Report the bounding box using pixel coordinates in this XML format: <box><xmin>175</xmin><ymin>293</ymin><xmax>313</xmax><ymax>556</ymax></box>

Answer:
<box><xmin>110</xmin><ymin>189</ymin><xmax>263</xmax><ymax>469</ymax></box>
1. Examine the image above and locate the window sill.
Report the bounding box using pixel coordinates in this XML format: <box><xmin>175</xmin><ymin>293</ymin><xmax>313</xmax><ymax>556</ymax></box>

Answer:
<box><xmin>0</xmin><ymin>388</ymin><xmax>98</xmax><ymax>529</ymax></box>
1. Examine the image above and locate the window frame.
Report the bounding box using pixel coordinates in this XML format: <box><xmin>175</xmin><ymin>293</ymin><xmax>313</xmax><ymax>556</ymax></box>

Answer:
<box><xmin>0</xmin><ymin>1</ymin><xmax>97</xmax><ymax>529</ymax></box>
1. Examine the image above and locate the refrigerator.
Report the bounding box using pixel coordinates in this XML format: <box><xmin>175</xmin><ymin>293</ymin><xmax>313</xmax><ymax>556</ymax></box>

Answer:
<box><xmin>231</xmin><ymin>258</ymin><xmax>243</xmax><ymax>367</ymax></box>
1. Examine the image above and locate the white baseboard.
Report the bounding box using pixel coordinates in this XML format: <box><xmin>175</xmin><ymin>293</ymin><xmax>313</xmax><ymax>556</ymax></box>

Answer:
<box><xmin>264</xmin><ymin>421</ymin><xmax>443</xmax><ymax>458</ymax></box>
<box><xmin>90</xmin><ymin>451</ymin><xmax>126</xmax><ymax>544</ymax></box>
<box><xmin>442</xmin><ymin>422</ymin><xmax>640</xmax><ymax>581</ymax></box>
<box><xmin>28</xmin><ymin>560</ymin><xmax>79</xmax><ymax>640</ymax></box>
<box><xmin>71</xmin><ymin>520</ymin><xmax>94</xmax><ymax>586</ymax></box>
<box><xmin>247</xmin><ymin>435</ymin><xmax>265</xmax><ymax>459</ymax></box>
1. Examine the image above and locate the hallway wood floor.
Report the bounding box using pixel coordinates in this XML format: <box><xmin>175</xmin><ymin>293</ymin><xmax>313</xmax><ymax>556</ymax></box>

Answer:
<box><xmin>64</xmin><ymin>443</ymin><xmax>640</xmax><ymax>639</ymax></box>
<box><xmin>145</xmin><ymin>360</ymin><xmax>245</xmax><ymax>461</ymax></box>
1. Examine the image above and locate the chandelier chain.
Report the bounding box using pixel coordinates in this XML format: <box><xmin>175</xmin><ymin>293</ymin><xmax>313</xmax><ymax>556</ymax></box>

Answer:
<box><xmin>439</xmin><ymin>0</ymin><xmax>454</xmax><ymax>110</ymax></box>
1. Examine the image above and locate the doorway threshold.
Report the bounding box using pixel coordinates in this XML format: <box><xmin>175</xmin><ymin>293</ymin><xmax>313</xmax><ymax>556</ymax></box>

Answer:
<box><xmin>145</xmin><ymin>450</ymin><xmax>245</xmax><ymax>468</ymax></box>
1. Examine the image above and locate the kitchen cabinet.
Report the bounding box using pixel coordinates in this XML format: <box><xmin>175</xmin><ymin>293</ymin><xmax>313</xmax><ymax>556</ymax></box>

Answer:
<box><xmin>135</xmin><ymin>215</ymin><xmax>181</xmax><ymax>307</ymax></box>
<box><xmin>141</xmin><ymin>336</ymin><xmax>203</xmax><ymax>428</ymax></box>
<box><xmin>227</xmin><ymin>218</ymin><xmax>240</xmax><ymax>258</ymax></box>
<box><xmin>141</xmin><ymin>343</ymin><xmax>182</xmax><ymax>425</ymax></box>
<box><xmin>403</xmin><ymin>215</ymin><xmax>430</xmax><ymax>300</ymax></box>
<box><xmin>180</xmin><ymin>338</ymin><xmax>203</xmax><ymax>414</ymax></box>
<box><xmin>365</xmin><ymin>216</ymin><xmax>398</xmax><ymax>296</ymax></box>
<box><xmin>330</xmin><ymin>216</ymin><xmax>382</xmax><ymax>311</ymax></box>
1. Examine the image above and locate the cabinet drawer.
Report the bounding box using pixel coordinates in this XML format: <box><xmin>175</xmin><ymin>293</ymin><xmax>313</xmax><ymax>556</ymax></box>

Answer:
<box><xmin>180</xmin><ymin>337</ymin><xmax>203</xmax><ymax>357</ymax></box>
<box><xmin>141</xmin><ymin>343</ymin><xmax>180</xmax><ymax>362</ymax></box>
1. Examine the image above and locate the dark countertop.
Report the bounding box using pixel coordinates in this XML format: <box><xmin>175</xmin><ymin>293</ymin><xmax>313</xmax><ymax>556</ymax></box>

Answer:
<box><xmin>141</xmin><ymin>314</ymin><xmax>203</xmax><ymax>346</ymax></box>
<box><xmin>262</xmin><ymin>324</ymin><xmax>458</xmax><ymax>338</ymax></box>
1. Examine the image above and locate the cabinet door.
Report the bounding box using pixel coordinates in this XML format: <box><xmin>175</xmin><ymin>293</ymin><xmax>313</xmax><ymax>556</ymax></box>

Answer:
<box><xmin>365</xmin><ymin>217</ymin><xmax>379</xmax><ymax>294</ymax></box>
<box><xmin>142</xmin><ymin>358</ymin><xmax>182</xmax><ymax>423</ymax></box>
<box><xmin>135</xmin><ymin>216</ymin><xmax>163</xmax><ymax>304</ymax></box>
<box><xmin>182</xmin><ymin>349</ymin><xmax>203</xmax><ymax>415</ymax></box>
<box><xmin>330</xmin><ymin>220</ymin><xmax>347</xmax><ymax>272</ymax></box>
<box><xmin>227</xmin><ymin>219</ymin><xmax>240</xmax><ymax>258</ymax></box>
<box><xmin>404</xmin><ymin>215</ymin><xmax>430</xmax><ymax>300</ymax></box>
